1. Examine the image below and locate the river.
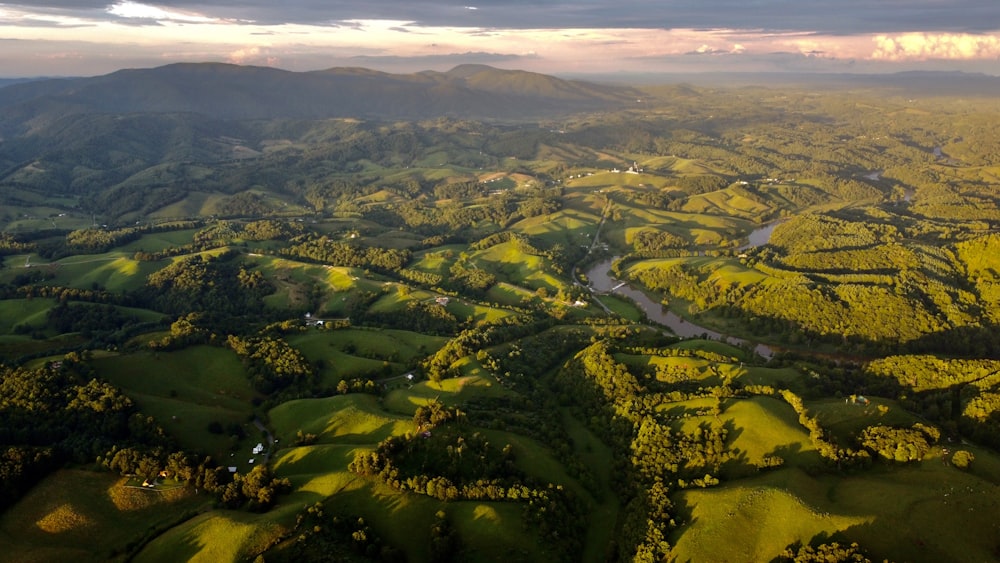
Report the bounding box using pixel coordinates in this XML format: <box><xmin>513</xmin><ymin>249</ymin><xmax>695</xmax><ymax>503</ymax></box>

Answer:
<box><xmin>585</xmin><ymin>223</ymin><xmax>780</xmax><ymax>358</ymax></box>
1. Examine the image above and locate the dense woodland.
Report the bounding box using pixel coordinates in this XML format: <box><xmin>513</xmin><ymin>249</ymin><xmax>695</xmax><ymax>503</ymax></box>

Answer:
<box><xmin>2</xmin><ymin>67</ymin><xmax>1000</xmax><ymax>562</ymax></box>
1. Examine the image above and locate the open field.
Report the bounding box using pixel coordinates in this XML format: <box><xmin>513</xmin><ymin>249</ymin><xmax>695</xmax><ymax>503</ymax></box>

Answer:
<box><xmin>269</xmin><ymin>394</ymin><xmax>412</xmax><ymax>444</ymax></box>
<box><xmin>94</xmin><ymin>346</ymin><xmax>261</xmax><ymax>463</ymax></box>
<box><xmin>671</xmin><ymin>462</ymin><xmax>1000</xmax><ymax>563</ymax></box>
<box><xmin>0</xmin><ymin>469</ymin><xmax>206</xmax><ymax>563</ymax></box>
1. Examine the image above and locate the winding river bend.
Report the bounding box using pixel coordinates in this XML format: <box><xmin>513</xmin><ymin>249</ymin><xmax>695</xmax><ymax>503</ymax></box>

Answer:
<box><xmin>585</xmin><ymin>223</ymin><xmax>781</xmax><ymax>358</ymax></box>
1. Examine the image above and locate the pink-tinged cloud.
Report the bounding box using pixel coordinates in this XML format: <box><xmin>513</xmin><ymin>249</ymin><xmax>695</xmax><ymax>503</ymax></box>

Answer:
<box><xmin>872</xmin><ymin>32</ymin><xmax>1000</xmax><ymax>61</ymax></box>
<box><xmin>228</xmin><ymin>46</ymin><xmax>280</xmax><ymax>67</ymax></box>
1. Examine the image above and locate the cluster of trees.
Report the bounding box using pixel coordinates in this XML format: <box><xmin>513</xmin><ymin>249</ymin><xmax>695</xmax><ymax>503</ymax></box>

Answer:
<box><xmin>858</xmin><ymin>424</ymin><xmax>937</xmax><ymax>463</ymax></box>
<box><xmin>44</xmin><ymin>302</ymin><xmax>139</xmax><ymax>337</ymax></box>
<box><xmin>142</xmin><ymin>251</ymin><xmax>274</xmax><ymax>316</ymax></box>
<box><xmin>0</xmin><ymin>232</ymin><xmax>34</xmax><ymax>255</ymax></box>
<box><xmin>365</xmin><ymin>299</ymin><xmax>459</xmax><ymax>335</ymax></box>
<box><xmin>0</xmin><ymin>356</ymin><xmax>171</xmax><ymax>509</ymax></box>
<box><xmin>632</xmin><ymin>229</ymin><xmax>688</xmax><ymax>252</ymax></box>
<box><xmin>777</xmin><ymin>389</ymin><xmax>871</xmax><ymax>468</ymax></box>
<box><xmin>225</xmin><ymin>335</ymin><xmax>314</xmax><ymax>394</ymax></box>
<box><xmin>778</xmin><ymin>542</ymin><xmax>873</xmax><ymax>562</ymax></box>
<box><xmin>348</xmin><ymin>418</ymin><xmax>584</xmax><ymax>560</ymax></box>
<box><xmin>420</xmin><ymin>317</ymin><xmax>548</xmax><ymax>381</ymax></box>
<box><xmin>281</xmin><ymin>236</ymin><xmax>410</xmax><ymax>272</ymax></box>
<box><xmin>102</xmin><ymin>446</ymin><xmax>290</xmax><ymax>511</ymax></box>
<box><xmin>276</xmin><ymin>503</ymin><xmax>404</xmax><ymax>562</ymax></box>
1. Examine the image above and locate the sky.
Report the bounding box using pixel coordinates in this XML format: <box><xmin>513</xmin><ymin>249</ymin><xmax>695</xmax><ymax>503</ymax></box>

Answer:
<box><xmin>1</xmin><ymin>0</ymin><xmax>999</xmax><ymax>77</ymax></box>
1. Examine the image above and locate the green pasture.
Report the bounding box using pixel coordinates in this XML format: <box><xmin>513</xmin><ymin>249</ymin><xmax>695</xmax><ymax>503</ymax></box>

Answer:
<box><xmin>472</xmin><ymin>241</ymin><xmax>565</xmax><ymax>291</ymax></box>
<box><xmin>734</xmin><ymin>365</ymin><xmax>805</xmax><ymax>390</ymax></box>
<box><xmin>133</xmin><ymin>508</ymin><xmax>288</xmax><ymax>563</ymax></box>
<box><xmin>410</xmin><ymin>245</ymin><xmax>464</xmax><ymax>276</ymax></box>
<box><xmin>271</xmin><ymin>444</ymin><xmax>362</xmax><ymax>481</ymax></box>
<box><xmin>480</xmin><ymin>428</ymin><xmax>588</xmax><ymax>497</ymax></box>
<box><xmin>613</xmin><ymin>207</ymin><xmax>744</xmax><ymax>248</ymax></box>
<box><xmin>443</xmin><ymin>297</ymin><xmax>518</xmax><ymax>325</ymax></box>
<box><xmin>367</xmin><ymin>285</ymin><xmax>432</xmax><ymax>313</ymax></box>
<box><xmin>296</xmin><ymin>327</ymin><xmax>446</xmax><ymax>361</ymax></box>
<box><xmin>382</xmin><ymin>375</ymin><xmax>509</xmax><ymax>416</ymax></box>
<box><xmin>486</xmin><ymin>282</ymin><xmax>536</xmax><ymax>308</ymax></box>
<box><xmin>119</xmin><ymin>228</ymin><xmax>199</xmax><ymax>252</ymax></box>
<box><xmin>0</xmin><ymin>298</ymin><xmax>55</xmax><ymax>334</ymax></box>
<box><xmin>324</xmin><ymin>480</ymin><xmax>550</xmax><ymax>563</ymax></box>
<box><xmin>270</xmin><ymin>441</ymin><xmax>553</xmax><ymax>561</ymax></box>
<box><xmin>672</xmin><ymin>460</ymin><xmax>1000</xmax><ymax>563</ymax></box>
<box><xmin>248</xmin><ymin>254</ymin><xmax>377</xmax><ymax>312</ymax></box>
<box><xmin>270</xmin><ymin>440</ymin><xmax>548</xmax><ymax>562</ymax></box>
<box><xmin>0</xmin><ymin>252</ymin><xmax>159</xmax><ymax>291</ymax></box>
<box><xmin>669</xmin><ymin>338</ymin><xmax>748</xmax><ymax>360</ymax></box>
<box><xmin>682</xmin><ymin>186</ymin><xmax>774</xmax><ymax>219</ymax></box>
<box><xmin>287</xmin><ymin>328</ymin><xmax>446</xmax><ymax>386</ymax></box>
<box><xmin>560</xmin><ymin>410</ymin><xmax>620</xmax><ymax>563</ymax></box>
<box><xmin>94</xmin><ymin>346</ymin><xmax>260</xmax><ymax>460</ymax></box>
<box><xmin>0</xmin><ymin>469</ymin><xmax>205</xmax><ymax>563</ymax></box>
<box><xmin>370</xmin><ymin>229</ymin><xmax>424</xmax><ymax>249</ymax></box>
<box><xmin>447</xmin><ymin>501</ymin><xmax>556</xmax><ymax>562</ymax></box>
<box><xmin>595</xmin><ymin>293</ymin><xmax>643</xmax><ymax>321</ymax></box>
<box><xmin>1</xmin><ymin>208</ymin><xmax>91</xmax><ymax>232</ymax></box>
<box><xmin>0</xmin><ymin>333</ymin><xmax>87</xmax><ymax>361</ymax></box>
<box><xmin>269</xmin><ymin>394</ymin><xmax>412</xmax><ymax>445</ymax></box>
<box><xmin>617</xmin><ymin>352</ymin><xmax>719</xmax><ymax>381</ymax></box>
<box><xmin>511</xmin><ymin>208</ymin><xmax>600</xmax><ymax>250</ymax></box>
<box><xmin>808</xmin><ymin>397</ymin><xmax>921</xmax><ymax>444</ymax></box>
<box><xmin>146</xmin><ymin>191</ymin><xmax>230</xmax><ymax>219</ymax></box>
<box><xmin>58</xmin><ymin>255</ymin><xmax>160</xmax><ymax>291</ymax></box>
<box><xmin>720</xmin><ymin>396</ymin><xmax>822</xmax><ymax>471</ymax></box>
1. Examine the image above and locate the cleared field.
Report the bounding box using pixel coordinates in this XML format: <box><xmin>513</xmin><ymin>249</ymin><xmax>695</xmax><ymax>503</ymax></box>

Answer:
<box><xmin>118</xmin><ymin>229</ymin><xmax>199</xmax><ymax>252</ymax></box>
<box><xmin>269</xmin><ymin>394</ymin><xmax>413</xmax><ymax>445</ymax></box>
<box><xmin>808</xmin><ymin>397</ymin><xmax>922</xmax><ymax>444</ymax></box>
<box><xmin>0</xmin><ymin>298</ymin><xmax>55</xmax><ymax>334</ymax></box>
<box><xmin>382</xmin><ymin>374</ymin><xmax>509</xmax><ymax>415</ymax></box>
<box><xmin>288</xmin><ymin>328</ymin><xmax>447</xmax><ymax>387</ymax></box>
<box><xmin>671</xmin><ymin>462</ymin><xmax>1000</xmax><ymax>562</ymax></box>
<box><xmin>133</xmin><ymin>508</ymin><xmax>287</xmax><ymax>563</ymax></box>
<box><xmin>0</xmin><ymin>469</ymin><xmax>205</xmax><ymax>563</ymax></box>
<box><xmin>720</xmin><ymin>396</ymin><xmax>822</xmax><ymax>469</ymax></box>
<box><xmin>94</xmin><ymin>347</ymin><xmax>260</xmax><ymax>461</ymax></box>
<box><xmin>248</xmin><ymin>254</ymin><xmax>379</xmax><ymax>312</ymax></box>
<box><xmin>669</xmin><ymin>338</ymin><xmax>749</xmax><ymax>360</ymax></box>
<box><xmin>472</xmin><ymin>241</ymin><xmax>566</xmax><ymax>293</ymax></box>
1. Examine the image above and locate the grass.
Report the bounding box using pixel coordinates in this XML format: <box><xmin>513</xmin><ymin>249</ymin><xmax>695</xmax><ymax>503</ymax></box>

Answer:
<box><xmin>133</xmin><ymin>508</ymin><xmax>287</xmax><ymax>563</ymax></box>
<box><xmin>808</xmin><ymin>397</ymin><xmax>921</xmax><ymax>444</ymax></box>
<box><xmin>0</xmin><ymin>469</ymin><xmax>205</xmax><ymax>563</ymax></box>
<box><xmin>269</xmin><ymin>394</ymin><xmax>413</xmax><ymax>445</ymax></box>
<box><xmin>287</xmin><ymin>328</ymin><xmax>446</xmax><ymax>386</ymax></box>
<box><xmin>670</xmin><ymin>468</ymin><xmax>871</xmax><ymax>563</ymax></box>
<box><xmin>0</xmin><ymin>298</ymin><xmax>55</xmax><ymax>334</ymax></box>
<box><xmin>720</xmin><ymin>396</ymin><xmax>822</xmax><ymax>471</ymax></box>
<box><xmin>382</xmin><ymin>375</ymin><xmax>510</xmax><ymax>416</ymax></box>
<box><xmin>93</xmin><ymin>347</ymin><xmax>260</xmax><ymax>462</ymax></box>
<box><xmin>599</xmin><ymin>293</ymin><xmax>644</xmax><ymax>321</ymax></box>
<box><xmin>119</xmin><ymin>229</ymin><xmax>199</xmax><ymax>252</ymax></box>
<box><xmin>671</xmin><ymin>461</ymin><xmax>1000</xmax><ymax>563</ymax></box>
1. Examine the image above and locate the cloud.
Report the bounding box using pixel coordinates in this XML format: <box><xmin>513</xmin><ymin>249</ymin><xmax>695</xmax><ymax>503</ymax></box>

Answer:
<box><xmin>226</xmin><ymin>45</ymin><xmax>282</xmax><ymax>67</ymax></box>
<box><xmin>686</xmin><ymin>43</ymin><xmax>747</xmax><ymax>56</ymax></box>
<box><xmin>107</xmin><ymin>1</ymin><xmax>219</xmax><ymax>23</ymax></box>
<box><xmin>872</xmin><ymin>32</ymin><xmax>1000</xmax><ymax>60</ymax></box>
<box><xmin>3</xmin><ymin>0</ymin><xmax>999</xmax><ymax>33</ymax></box>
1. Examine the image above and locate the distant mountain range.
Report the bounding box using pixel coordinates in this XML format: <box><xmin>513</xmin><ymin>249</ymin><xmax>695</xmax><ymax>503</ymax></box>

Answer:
<box><xmin>0</xmin><ymin>63</ymin><xmax>642</xmax><ymax>134</ymax></box>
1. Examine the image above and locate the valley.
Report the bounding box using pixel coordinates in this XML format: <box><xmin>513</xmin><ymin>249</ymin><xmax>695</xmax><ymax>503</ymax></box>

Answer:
<box><xmin>2</xmin><ymin>65</ymin><xmax>1000</xmax><ymax>562</ymax></box>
